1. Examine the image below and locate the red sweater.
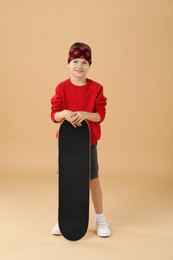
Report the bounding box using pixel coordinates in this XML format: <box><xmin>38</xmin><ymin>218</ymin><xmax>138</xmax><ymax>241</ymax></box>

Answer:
<box><xmin>50</xmin><ymin>78</ymin><xmax>107</xmax><ymax>145</ymax></box>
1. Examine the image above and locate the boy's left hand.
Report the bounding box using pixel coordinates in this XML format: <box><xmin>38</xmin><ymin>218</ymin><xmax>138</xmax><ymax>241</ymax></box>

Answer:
<box><xmin>70</xmin><ymin>111</ymin><xmax>87</xmax><ymax>126</ymax></box>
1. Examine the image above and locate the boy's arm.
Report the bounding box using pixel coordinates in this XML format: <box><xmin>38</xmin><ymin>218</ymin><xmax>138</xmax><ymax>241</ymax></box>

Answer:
<box><xmin>54</xmin><ymin>110</ymin><xmax>70</xmax><ymax>123</ymax></box>
<box><xmin>55</xmin><ymin>110</ymin><xmax>100</xmax><ymax>127</ymax></box>
<box><xmin>54</xmin><ymin>110</ymin><xmax>101</xmax><ymax>127</ymax></box>
<box><xmin>54</xmin><ymin>110</ymin><xmax>77</xmax><ymax>127</ymax></box>
<box><xmin>70</xmin><ymin>111</ymin><xmax>101</xmax><ymax>126</ymax></box>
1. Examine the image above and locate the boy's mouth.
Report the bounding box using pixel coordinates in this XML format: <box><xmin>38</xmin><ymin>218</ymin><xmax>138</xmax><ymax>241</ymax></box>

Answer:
<box><xmin>75</xmin><ymin>70</ymin><xmax>84</xmax><ymax>73</ymax></box>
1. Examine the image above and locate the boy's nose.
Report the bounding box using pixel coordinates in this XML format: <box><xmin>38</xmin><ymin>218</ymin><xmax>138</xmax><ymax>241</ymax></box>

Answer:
<box><xmin>77</xmin><ymin>63</ymin><xmax>82</xmax><ymax>68</ymax></box>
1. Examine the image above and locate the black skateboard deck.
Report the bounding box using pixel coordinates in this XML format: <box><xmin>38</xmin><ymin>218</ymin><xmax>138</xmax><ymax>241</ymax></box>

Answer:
<box><xmin>58</xmin><ymin>120</ymin><xmax>90</xmax><ymax>241</ymax></box>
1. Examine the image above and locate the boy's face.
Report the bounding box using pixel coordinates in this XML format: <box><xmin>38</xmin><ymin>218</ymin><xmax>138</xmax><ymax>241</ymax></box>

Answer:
<box><xmin>68</xmin><ymin>58</ymin><xmax>90</xmax><ymax>79</ymax></box>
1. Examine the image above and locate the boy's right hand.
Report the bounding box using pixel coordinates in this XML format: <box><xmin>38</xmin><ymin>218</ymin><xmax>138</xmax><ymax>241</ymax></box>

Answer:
<box><xmin>63</xmin><ymin>110</ymin><xmax>80</xmax><ymax>128</ymax></box>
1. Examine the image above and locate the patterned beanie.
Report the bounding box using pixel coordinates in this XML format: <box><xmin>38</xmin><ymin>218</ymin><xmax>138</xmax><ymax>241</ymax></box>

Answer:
<box><xmin>68</xmin><ymin>47</ymin><xmax>92</xmax><ymax>65</ymax></box>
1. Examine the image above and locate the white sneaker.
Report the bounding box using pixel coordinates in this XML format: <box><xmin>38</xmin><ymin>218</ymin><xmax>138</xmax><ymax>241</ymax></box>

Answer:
<box><xmin>51</xmin><ymin>223</ymin><xmax>61</xmax><ymax>236</ymax></box>
<box><xmin>96</xmin><ymin>218</ymin><xmax>111</xmax><ymax>237</ymax></box>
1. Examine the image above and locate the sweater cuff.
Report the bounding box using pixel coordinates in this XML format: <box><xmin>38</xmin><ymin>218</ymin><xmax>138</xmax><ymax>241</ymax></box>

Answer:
<box><xmin>97</xmin><ymin>111</ymin><xmax>105</xmax><ymax>123</ymax></box>
<box><xmin>51</xmin><ymin>111</ymin><xmax>58</xmax><ymax>123</ymax></box>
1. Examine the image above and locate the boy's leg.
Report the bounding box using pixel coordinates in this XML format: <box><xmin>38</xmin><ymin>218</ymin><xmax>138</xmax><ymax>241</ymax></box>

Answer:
<box><xmin>90</xmin><ymin>143</ymin><xmax>103</xmax><ymax>214</ymax></box>
<box><xmin>90</xmin><ymin>178</ymin><xmax>103</xmax><ymax>214</ymax></box>
<box><xmin>90</xmin><ymin>178</ymin><xmax>111</xmax><ymax>237</ymax></box>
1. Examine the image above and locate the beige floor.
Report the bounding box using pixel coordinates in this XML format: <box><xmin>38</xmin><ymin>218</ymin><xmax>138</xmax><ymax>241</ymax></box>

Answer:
<box><xmin>0</xmin><ymin>167</ymin><xmax>173</xmax><ymax>260</ymax></box>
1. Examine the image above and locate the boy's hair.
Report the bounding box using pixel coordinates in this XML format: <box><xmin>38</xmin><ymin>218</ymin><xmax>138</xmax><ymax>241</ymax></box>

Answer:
<box><xmin>70</xmin><ymin>42</ymin><xmax>91</xmax><ymax>53</ymax></box>
<box><xmin>68</xmin><ymin>42</ymin><xmax>92</xmax><ymax>65</ymax></box>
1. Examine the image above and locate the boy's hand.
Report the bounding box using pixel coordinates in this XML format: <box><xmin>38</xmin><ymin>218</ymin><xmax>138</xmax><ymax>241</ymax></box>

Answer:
<box><xmin>70</xmin><ymin>111</ymin><xmax>87</xmax><ymax>126</ymax></box>
<box><xmin>63</xmin><ymin>110</ymin><xmax>78</xmax><ymax>127</ymax></box>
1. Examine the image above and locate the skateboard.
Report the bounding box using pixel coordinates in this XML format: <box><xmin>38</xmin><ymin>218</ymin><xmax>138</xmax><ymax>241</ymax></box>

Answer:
<box><xmin>58</xmin><ymin>120</ymin><xmax>90</xmax><ymax>241</ymax></box>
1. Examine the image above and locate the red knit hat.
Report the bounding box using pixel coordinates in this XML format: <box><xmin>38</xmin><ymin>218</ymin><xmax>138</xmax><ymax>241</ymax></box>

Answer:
<box><xmin>68</xmin><ymin>47</ymin><xmax>92</xmax><ymax>65</ymax></box>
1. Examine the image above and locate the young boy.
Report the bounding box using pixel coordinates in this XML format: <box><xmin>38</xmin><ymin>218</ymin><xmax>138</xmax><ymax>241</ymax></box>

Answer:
<box><xmin>50</xmin><ymin>42</ymin><xmax>111</xmax><ymax>237</ymax></box>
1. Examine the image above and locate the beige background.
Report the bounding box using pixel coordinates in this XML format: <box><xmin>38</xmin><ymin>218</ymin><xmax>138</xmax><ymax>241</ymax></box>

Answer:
<box><xmin>0</xmin><ymin>1</ymin><xmax>173</xmax><ymax>259</ymax></box>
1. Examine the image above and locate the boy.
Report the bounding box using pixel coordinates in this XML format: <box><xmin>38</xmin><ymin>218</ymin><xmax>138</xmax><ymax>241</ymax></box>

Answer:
<box><xmin>50</xmin><ymin>42</ymin><xmax>111</xmax><ymax>237</ymax></box>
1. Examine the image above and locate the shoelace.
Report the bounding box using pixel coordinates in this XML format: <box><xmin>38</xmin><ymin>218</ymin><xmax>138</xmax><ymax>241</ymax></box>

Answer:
<box><xmin>96</xmin><ymin>218</ymin><xmax>109</xmax><ymax>228</ymax></box>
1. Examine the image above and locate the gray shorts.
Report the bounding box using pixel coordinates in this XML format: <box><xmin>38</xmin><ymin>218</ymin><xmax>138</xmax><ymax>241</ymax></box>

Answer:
<box><xmin>90</xmin><ymin>143</ymin><xmax>99</xmax><ymax>180</ymax></box>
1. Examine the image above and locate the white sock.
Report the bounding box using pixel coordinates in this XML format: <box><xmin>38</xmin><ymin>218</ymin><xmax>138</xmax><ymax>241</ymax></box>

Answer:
<box><xmin>95</xmin><ymin>213</ymin><xmax>104</xmax><ymax>222</ymax></box>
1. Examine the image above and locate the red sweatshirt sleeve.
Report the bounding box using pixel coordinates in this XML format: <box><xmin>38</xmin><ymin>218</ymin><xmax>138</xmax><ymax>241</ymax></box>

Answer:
<box><xmin>95</xmin><ymin>85</ymin><xmax>107</xmax><ymax>122</ymax></box>
<box><xmin>50</xmin><ymin>85</ymin><xmax>63</xmax><ymax>122</ymax></box>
